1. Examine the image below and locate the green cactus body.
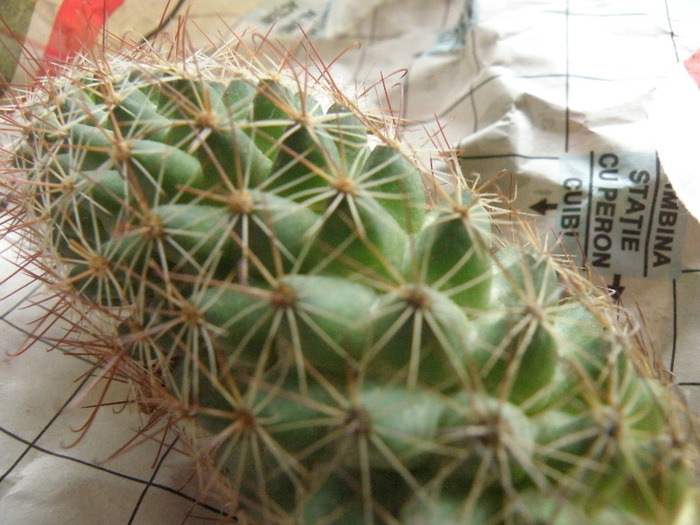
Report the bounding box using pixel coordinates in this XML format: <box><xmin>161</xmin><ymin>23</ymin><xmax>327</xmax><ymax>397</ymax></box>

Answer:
<box><xmin>5</xmin><ymin>42</ymin><xmax>699</xmax><ymax>525</ymax></box>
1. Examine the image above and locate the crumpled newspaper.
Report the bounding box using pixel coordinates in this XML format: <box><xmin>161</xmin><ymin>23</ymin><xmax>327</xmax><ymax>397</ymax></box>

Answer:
<box><xmin>1</xmin><ymin>0</ymin><xmax>699</xmax><ymax>523</ymax></box>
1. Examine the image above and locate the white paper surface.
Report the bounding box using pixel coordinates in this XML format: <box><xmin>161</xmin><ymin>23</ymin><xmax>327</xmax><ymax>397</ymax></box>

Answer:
<box><xmin>2</xmin><ymin>0</ymin><xmax>700</xmax><ymax>523</ymax></box>
<box><xmin>648</xmin><ymin>61</ymin><xmax>700</xmax><ymax>223</ymax></box>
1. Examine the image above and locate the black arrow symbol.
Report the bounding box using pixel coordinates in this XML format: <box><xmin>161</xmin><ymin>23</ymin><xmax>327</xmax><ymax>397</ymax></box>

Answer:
<box><xmin>607</xmin><ymin>274</ymin><xmax>625</xmax><ymax>299</ymax></box>
<box><xmin>530</xmin><ymin>198</ymin><xmax>558</xmax><ymax>215</ymax></box>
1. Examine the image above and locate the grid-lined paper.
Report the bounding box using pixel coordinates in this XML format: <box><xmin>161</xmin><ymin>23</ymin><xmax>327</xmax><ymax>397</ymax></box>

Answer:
<box><xmin>1</xmin><ymin>0</ymin><xmax>699</xmax><ymax>522</ymax></box>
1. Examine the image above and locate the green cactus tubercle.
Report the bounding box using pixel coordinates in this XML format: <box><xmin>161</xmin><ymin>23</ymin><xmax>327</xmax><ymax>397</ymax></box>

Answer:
<box><xmin>8</xmin><ymin>48</ymin><xmax>699</xmax><ymax>524</ymax></box>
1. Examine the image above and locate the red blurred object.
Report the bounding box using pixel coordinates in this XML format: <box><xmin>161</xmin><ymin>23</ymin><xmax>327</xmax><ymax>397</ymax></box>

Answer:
<box><xmin>43</xmin><ymin>0</ymin><xmax>125</xmax><ymax>63</ymax></box>
<box><xmin>684</xmin><ymin>48</ymin><xmax>700</xmax><ymax>89</ymax></box>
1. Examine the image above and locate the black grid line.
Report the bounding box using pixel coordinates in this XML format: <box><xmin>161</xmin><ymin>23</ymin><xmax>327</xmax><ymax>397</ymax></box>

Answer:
<box><xmin>663</xmin><ymin>0</ymin><xmax>681</xmax><ymax>62</ymax></box>
<box><xmin>127</xmin><ymin>436</ymin><xmax>182</xmax><ymax>524</ymax></box>
<box><xmin>0</xmin><ymin>424</ymin><xmax>227</xmax><ymax>518</ymax></box>
<box><xmin>644</xmin><ymin>153</ymin><xmax>663</xmax><ymax>278</ymax></box>
<box><xmin>127</xmin><ymin>435</ymin><xmax>233</xmax><ymax>524</ymax></box>
<box><xmin>458</xmin><ymin>153</ymin><xmax>560</xmax><ymax>161</ymax></box>
<box><xmin>564</xmin><ymin>0</ymin><xmax>571</xmax><ymax>153</ymax></box>
<box><xmin>669</xmin><ymin>277</ymin><xmax>678</xmax><ymax>372</ymax></box>
<box><xmin>0</xmin><ymin>364</ymin><xmax>94</xmax><ymax>485</ymax></box>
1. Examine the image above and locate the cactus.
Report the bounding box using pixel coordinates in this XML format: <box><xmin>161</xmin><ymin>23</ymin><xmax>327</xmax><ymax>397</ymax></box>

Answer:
<box><xmin>3</xmin><ymin>36</ymin><xmax>700</xmax><ymax>524</ymax></box>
